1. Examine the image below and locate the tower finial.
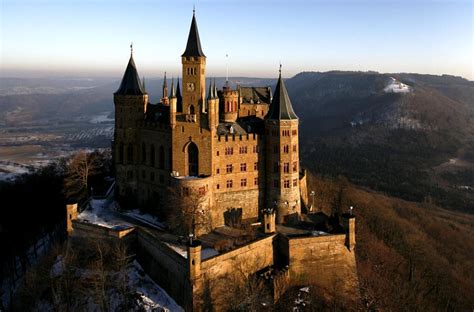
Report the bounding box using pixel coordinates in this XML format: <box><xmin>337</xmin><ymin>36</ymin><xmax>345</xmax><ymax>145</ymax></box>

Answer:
<box><xmin>193</xmin><ymin>5</ymin><xmax>195</xmax><ymax>15</ymax></box>
<box><xmin>130</xmin><ymin>42</ymin><xmax>133</xmax><ymax>54</ymax></box>
<box><xmin>279</xmin><ymin>62</ymin><xmax>282</xmax><ymax>77</ymax></box>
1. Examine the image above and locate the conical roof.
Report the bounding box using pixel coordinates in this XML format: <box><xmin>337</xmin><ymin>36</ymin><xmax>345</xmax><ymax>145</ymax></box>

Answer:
<box><xmin>115</xmin><ymin>53</ymin><xmax>146</xmax><ymax>96</ymax></box>
<box><xmin>267</xmin><ymin>69</ymin><xmax>298</xmax><ymax>120</ymax></box>
<box><xmin>181</xmin><ymin>12</ymin><xmax>206</xmax><ymax>57</ymax></box>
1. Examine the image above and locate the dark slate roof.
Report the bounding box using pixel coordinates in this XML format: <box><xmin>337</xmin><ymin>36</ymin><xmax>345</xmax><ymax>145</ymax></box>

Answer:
<box><xmin>182</xmin><ymin>13</ymin><xmax>206</xmax><ymax>57</ymax></box>
<box><xmin>115</xmin><ymin>54</ymin><xmax>146</xmax><ymax>96</ymax></box>
<box><xmin>267</xmin><ymin>74</ymin><xmax>298</xmax><ymax>120</ymax></box>
<box><xmin>217</xmin><ymin>117</ymin><xmax>265</xmax><ymax>136</ymax></box>
<box><xmin>240</xmin><ymin>87</ymin><xmax>272</xmax><ymax>105</ymax></box>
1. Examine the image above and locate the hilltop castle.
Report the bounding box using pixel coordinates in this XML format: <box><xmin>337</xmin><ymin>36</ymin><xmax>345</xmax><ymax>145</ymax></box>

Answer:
<box><xmin>113</xmin><ymin>11</ymin><xmax>305</xmax><ymax>229</ymax></box>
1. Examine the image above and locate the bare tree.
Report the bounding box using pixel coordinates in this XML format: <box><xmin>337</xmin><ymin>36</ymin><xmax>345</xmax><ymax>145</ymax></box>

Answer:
<box><xmin>63</xmin><ymin>151</ymin><xmax>101</xmax><ymax>203</ymax></box>
<box><xmin>166</xmin><ymin>186</ymin><xmax>213</xmax><ymax>238</ymax></box>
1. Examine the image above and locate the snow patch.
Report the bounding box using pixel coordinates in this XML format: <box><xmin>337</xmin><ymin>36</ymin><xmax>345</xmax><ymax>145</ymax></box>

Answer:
<box><xmin>384</xmin><ymin>77</ymin><xmax>411</xmax><ymax>93</ymax></box>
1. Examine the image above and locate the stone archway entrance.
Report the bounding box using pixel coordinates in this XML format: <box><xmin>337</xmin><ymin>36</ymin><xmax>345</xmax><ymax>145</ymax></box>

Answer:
<box><xmin>188</xmin><ymin>142</ymin><xmax>199</xmax><ymax>176</ymax></box>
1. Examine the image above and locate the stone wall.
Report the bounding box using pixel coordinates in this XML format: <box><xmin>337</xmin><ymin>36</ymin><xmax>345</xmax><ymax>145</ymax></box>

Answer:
<box><xmin>283</xmin><ymin>234</ymin><xmax>359</xmax><ymax>297</ymax></box>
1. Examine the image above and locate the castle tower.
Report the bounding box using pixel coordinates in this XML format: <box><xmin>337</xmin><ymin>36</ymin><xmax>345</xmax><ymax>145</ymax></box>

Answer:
<box><xmin>265</xmin><ymin>66</ymin><xmax>300</xmax><ymax>224</ymax></box>
<box><xmin>113</xmin><ymin>45</ymin><xmax>148</xmax><ymax>204</ymax></box>
<box><xmin>220</xmin><ymin>81</ymin><xmax>239</xmax><ymax>122</ymax></box>
<box><xmin>181</xmin><ymin>10</ymin><xmax>206</xmax><ymax>117</ymax></box>
<box><xmin>262</xmin><ymin>208</ymin><xmax>276</xmax><ymax>234</ymax></box>
<box><xmin>187</xmin><ymin>239</ymin><xmax>202</xmax><ymax>281</ymax></box>
<box><xmin>207</xmin><ymin>79</ymin><xmax>219</xmax><ymax>130</ymax></box>
<box><xmin>161</xmin><ymin>72</ymin><xmax>169</xmax><ymax>106</ymax></box>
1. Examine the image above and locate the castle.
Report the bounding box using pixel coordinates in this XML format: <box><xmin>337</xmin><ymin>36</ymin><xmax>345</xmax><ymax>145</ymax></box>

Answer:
<box><xmin>67</xmin><ymin>11</ymin><xmax>359</xmax><ymax>311</ymax></box>
<box><xmin>113</xmin><ymin>11</ymin><xmax>304</xmax><ymax>229</ymax></box>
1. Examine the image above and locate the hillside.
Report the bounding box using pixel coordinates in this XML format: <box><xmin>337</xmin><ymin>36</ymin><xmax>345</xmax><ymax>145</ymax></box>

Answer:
<box><xmin>307</xmin><ymin>173</ymin><xmax>474</xmax><ymax>311</ymax></box>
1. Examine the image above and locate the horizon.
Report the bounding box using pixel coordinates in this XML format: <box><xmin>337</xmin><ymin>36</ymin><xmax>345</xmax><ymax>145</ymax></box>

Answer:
<box><xmin>1</xmin><ymin>0</ymin><xmax>473</xmax><ymax>80</ymax></box>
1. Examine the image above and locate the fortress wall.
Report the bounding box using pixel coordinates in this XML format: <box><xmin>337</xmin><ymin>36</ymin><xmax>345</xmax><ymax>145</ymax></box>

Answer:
<box><xmin>299</xmin><ymin>170</ymin><xmax>309</xmax><ymax>210</ymax></box>
<box><xmin>214</xmin><ymin>189</ymin><xmax>263</xmax><ymax>225</ymax></box>
<box><xmin>135</xmin><ymin>228</ymin><xmax>189</xmax><ymax>306</ymax></box>
<box><xmin>199</xmin><ymin>235</ymin><xmax>276</xmax><ymax>307</ymax></box>
<box><xmin>285</xmin><ymin>234</ymin><xmax>359</xmax><ymax>296</ymax></box>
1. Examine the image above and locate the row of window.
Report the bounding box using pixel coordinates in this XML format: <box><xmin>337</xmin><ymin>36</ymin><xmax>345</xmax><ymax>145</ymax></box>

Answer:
<box><xmin>273</xmin><ymin>179</ymin><xmax>299</xmax><ymax>188</ymax></box>
<box><xmin>273</xmin><ymin>144</ymin><xmax>297</xmax><ymax>154</ymax></box>
<box><xmin>221</xmin><ymin>145</ymin><xmax>259</xmax><ymax>156</ymax></box>
<box><xmin>182</xmin><ymin>185</ymin><xmax>208</xmax><ymax>196</ymax></box>
<box><xmin>186</xmin><ymin>67</ymin><xmax>198</xmax><ymax>75</ymax></box>
<box><xmin>118</xmin><ymin>143</ymin><xmax>170</xmax><ymax>170</ymax></box>
<box><xmin>274</xmin><ymin>162</ymin><xmax>298</xmax><ymax>173</ymax></box>
<box><xmin>268</xmin><ymin>129</ymin><xmax>298</xmax><ymax>136</ymax></box>
<box><xmin>216</xmin><ymin>177</ymin><xmax>259</xmax><ymax>189</ymax></box>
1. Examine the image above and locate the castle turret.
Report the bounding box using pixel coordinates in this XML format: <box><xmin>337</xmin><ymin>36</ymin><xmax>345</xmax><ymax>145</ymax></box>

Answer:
<box><xmin>182</xmin><ymin>10</ymin><xmax>206</xmax><ymax>118</ymax></box>
<box><xmin>187</xmin><ymin>239</ymin><xmax>202</xmax><ymax>281</ymax></box>
<box><xmin>220</xmin><ymin>81</ymin><xmax>239</xmax><ymax>122</ymax></box>
<box><xmin>66</xmin><ymin>202</ymin><xmax>78</xmax><ymax>234</ymax></box>
<box><xmin>265</xmin><ymin>66</ymin><xmax>300</xmax><ymax>224</ymax></box>
<box><xmin>176</xmin><ymin>78</ymin><xmax>183</xmax><ymax>113</ymax></box>
<box><xmin>113</xmin><ymin>45</ymin><xmax>148</xmax><ymax>206</ymax></box>
<box><xmin>207</xmin><ymin>79</ymin><xmax>218</xmax><ymax>130</ymax></box>
<box><xmin>262</xmin><ymin>208</ymin><xmax>276</xmax><ymax>234</ymax></box>
<box><xmin>342</xmin><ymin>212</ymin><xmax>356</xmax><ymax>251</ymax></box>
<box><xmin>170</xmin><ymin>78</ymin><xmax>177</xmax><ymax>129</ymax></box>
<box><xmin>162</xmin><ymin>72</ymin><xmax>169</xmax><ymax>106</ymax></box>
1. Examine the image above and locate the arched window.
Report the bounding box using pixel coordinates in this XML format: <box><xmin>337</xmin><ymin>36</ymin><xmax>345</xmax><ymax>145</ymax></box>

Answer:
<box><xmin>119</xmin><ymin>143</ymin><xmax>124</xmax><ymax>164</ymax></box>
<box><xmin>127</xmin><ymin>144</ymin><xmax>133</xmax><ymax>164</ymax></box>
<box><xmin>188</xmin><ymin>142</ymin><xmax>199</xmax><ymax>176</ymax></box>
<box><xmin>189</xmin><ymin>105</ymin><xmax>195</xmax><ymax>115</ymax></box>
<box><xmin>141</xmin><ymin>143</ymin><xmax>146</xmax><ymax>164</ymax></box>
<box><xmin>159</xmin><ymin>146</ymin><xmax>165</xmax><ymax>169</ymax></box>
<box><xmin>150</xmin><ymin>145</ymin><xmax>155</xmax><ymax>167</ymax></box>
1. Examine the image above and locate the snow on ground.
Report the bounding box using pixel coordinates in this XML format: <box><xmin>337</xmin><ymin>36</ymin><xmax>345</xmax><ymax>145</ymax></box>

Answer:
<box><xmin>384</xmin><ymin>77</ymin><xmax>411</xmax><ymax>93</ymax></box>
<box><xmin>0</xmin><ymin>162</ymin><xmax>31</xmax><ymax>181</ymax></box>
<box><xmin>78</xmin><ymin>198</ymin><xmax>129</xmax><ymax>229</ymax></box>
<box><xmin>124</xmin><ymin>209</ymin><xmax>167</xmax><ymax>231</ymax></box>
<box><xmin>129</xmin><ymin>260</ymin><xmax>184</xmax><ymax>312</ymax></box>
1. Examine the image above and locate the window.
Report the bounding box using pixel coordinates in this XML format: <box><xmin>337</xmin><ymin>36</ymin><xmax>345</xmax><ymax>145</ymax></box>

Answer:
<box><xmin>183</xmin><ymin>187</ymin><xmax>189</xmax><ymax>196</ymax></box>
<box><xmin>283</xmin><ymin>145</ymin><xmax>289</xmax><ymax>153</ymax></box>
<box><xmin>284</xmin><ymin>180</ymin><xmax>290</xmax><ymax>188</ymax></box>
<box><xmin>141</xmin><ymin>143</ymin><xmax>146</xmax><ymax>164</ymax></box>
<box><xmin>159</xmin><ymin>146</ymin><xmax>165</xmax><ymax>169</ymax></box>
<box><xmin>198</xmin><ymin>186</ymin><xmax>206</xmax><ymax>195</ymax></box>
<box><xmin>240</xmin><ymin>163</ymin><xmax>247</xmax><ymax>172</ymax></box>
<box><xmin>273</xmin><ymin>145</ymin><xmax>279</xmax><ymax>154</ymax></box>
<box><xmin>226</xmin><ymin>164</ymin><xmax>233</xmax><ymax>173</ymax></box>
<box><xmin>293</xmin><ymin>162</ymin><xmax>298</xmax><ymax>172</ymax></box>
<box><xmin>239</xmin><ymin>146</ymin><xmax>247</xmax><ymax>154</ymax></box>
<box><xmin>127</xmin><ymin>144</ymin><xmax>134</xmax><ymax>164</ymax></box>
<box><xmin>217</xmin><ymin>184</ymin><xmax>220</xmax><ymax>189</ymax></box>
<box><xmin>254</xmin><ymin>177</ymin><xmax>258</xmax><ymax>186</ymax></box>
<box><xmin>150</xmin><ymin>145</ymin><xmax>155</xmax><ymax>167</ymax></box>
<box><xmin>273</xmin><ymin>180</ymin><xmax>279</xmax><ymax>188</ymax></box>
<box><xmin>216</xmin><ymin>168</ymin><xmax>220</xmax><ymax>174</ymax></box>
<box><xmin>254</xmin><ymin>162</ymin><xmax>258</xmax><ymax>170</ymax></box>
<box><xmin>225</xmin><ymin>147</ymin><xmax>233</xmax><ymax>155</ymax></box>
<box><xmin>283</xmin><ymin>163</ymin><xmax>290</xmax><ymax>173</ymax></box>
<box><xmin>217</xmin><ymin>151</ymin><xmax>220</xmax><ymax>156</ymax></box>
<box><xmin>282</xmin><ymin>130</ymin><xmax>290</xmax><ymax>136</ymax></box>
<box><xmin>293</xmin><ymin>144</ymin><xmax>297</xmax><ymax>152</ymax></box>
<box><xmin>241</xmin><ymin>178</ymin><xmax>247</xmax><ymax>187</ymax></box>
<box><xmin>253</xmin><ymin>145</ymin><xmax>259</xmax><ymax>153</ymax></box>
<box><xmin>292</xmin><ymin>129</ymin><xmax>297</xmax><ymax>135</ymax></box>
<box><xmin>274</xmin><ymin>162</ymin><xmax>279</xmax><ymax>173</ymax></box>
<box><xmin>293</xmin><ymin>179</ymin><xmax>298</xmax><ymax>187</ymax></box>
<box><xmin>272</xmin><ymin>130</ymin><xmax>278</xmax><ymax>136</ymax></box>
<box><xmin>226</xmin><ymin>180</ymin><xmax>233</xmax><ymax>188</ymax></box>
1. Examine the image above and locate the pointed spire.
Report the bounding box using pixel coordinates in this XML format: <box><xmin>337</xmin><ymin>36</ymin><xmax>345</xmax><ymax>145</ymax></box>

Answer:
<box><xmin>182</xmin><ymin>10</ymin><xmax>206</xmax><ymax>57</ymax></box>
<box><xmin>207</xmin><ymin>78</ymin><xmax>213</xmax><ymax>100</ymax></box>
<box><xmin>267</xmin><ymin>65</ymin><xmax>298</xmax><ymax>120</ymax></box>
<box><xmin>170</xmin><ymin>77</ymin><xmax>176</xmax><ymax>98</ymax></box>
<box><xmin>162</xmin><ymin>72</ymin><xmax>168</xmax><ymax>98</ymax></box>
<box><xmin>115</xmin><ymin>45</ymin><xmax>145</xmax><ymax>95</ymax></box>
<box><xmin>213</xmin><ymin>78</ymin><xmax>218</xmax><ymax>99</ymax></box>
<box><xmin>176</xmin><ymin>77</ymin><xmax>183</xmax><ymax>112</ymax></box>
<box><xmin>142</xmin><ymin>76</ymin><xmax>146</xmax><ymax>92</ymax></box>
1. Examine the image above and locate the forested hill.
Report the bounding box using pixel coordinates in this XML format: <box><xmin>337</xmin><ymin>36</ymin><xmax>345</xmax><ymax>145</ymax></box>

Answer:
<box><xmin>286</xmin><ymin>71</ymin><xmax>474</xmax><ymax>213</ymax></box>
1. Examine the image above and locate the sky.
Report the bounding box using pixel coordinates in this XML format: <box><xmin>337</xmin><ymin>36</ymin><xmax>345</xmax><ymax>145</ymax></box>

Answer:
<box><xmin>1</xmin><ymin>0</ymin><xmax>473</xmax><ymax>80</ymax></box>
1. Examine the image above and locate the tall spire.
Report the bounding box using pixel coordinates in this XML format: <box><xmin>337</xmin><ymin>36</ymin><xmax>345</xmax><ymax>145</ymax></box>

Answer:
<box><xmin>176</xmin><ymin>77</ymin><xmax>183</xmax><ymax>112</ymax></box>
<box><xmin>207</xmin><ymin>78</ymin><xmax>213</xmax><ymax>100</ymax></box>
<box><xmin>267</xmin><ymin>65</ymin><xmax>298</xmax><ymax>120</ymax></box>
<box><xmin>142</xmin><ymin>76</ymin><xmax>146</xmax><ymax>92</ymax></box>
<box><xmin>163</xmin><ymin>72</ymin><xmax>168</xmax><ymax>98</ymax></box>
<box><xmin>213</xmin><ymin>78</ymin><xmax>218</xmax><ymax>99</ymax></box>
<box><xmin>182</xmin><ymin>10</ymin><xmax>206</xmax><ymax>57</ymax></box>
<box><xmin>115</xmin><ymin>44</ymin><xmax>145</xmax><ymax>95</ymax></box>
<box><xmin>170</xmin><ymin>77</ymin><xmax>176</xmax><ymax>98</ymax></box>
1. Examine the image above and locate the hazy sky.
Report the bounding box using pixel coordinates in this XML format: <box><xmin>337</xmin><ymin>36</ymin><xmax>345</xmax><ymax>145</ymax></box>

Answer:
<box><xmin>1</xmin><ymin>0</ymin><xmax>473</xmax><ymax>79</ymax></box>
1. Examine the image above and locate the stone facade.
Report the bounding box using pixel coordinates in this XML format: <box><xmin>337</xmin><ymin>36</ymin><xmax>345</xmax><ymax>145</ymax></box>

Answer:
<box><xmin>113</xmin><ymin>12</ymin><xmax>306</xmax><ymax>231</ymax></box>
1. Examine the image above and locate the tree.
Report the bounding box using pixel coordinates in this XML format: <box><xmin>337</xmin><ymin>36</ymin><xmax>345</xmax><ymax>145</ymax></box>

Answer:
<box><xmin>63</xmin><ymin>151</ymin><xmax>102</xmax><ymax>203</ymax></box>
<box><xmin>166</xmin><ymin>185</ymin><xmax>213</xmax><ymax>238</ymax></box>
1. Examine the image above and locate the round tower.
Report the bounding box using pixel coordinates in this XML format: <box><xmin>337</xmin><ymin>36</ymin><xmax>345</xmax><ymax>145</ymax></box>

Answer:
<box><xmin>220</xmin><ymin>81</ymin><xmax>239</xmax><ymax>122</ymax></box>
<box><xmin>265</xmin><ymin>66</ymin><xmax>301</xmax><ymax>224</ymax></box>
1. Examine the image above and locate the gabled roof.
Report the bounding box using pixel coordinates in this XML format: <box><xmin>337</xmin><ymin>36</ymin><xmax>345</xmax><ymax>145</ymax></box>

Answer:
<box><xmin>266</xmin><ymin>71</ymin><xmax>298</xmax><ymax>120</ymax></box>
<box><xmin>115</xmin><ymin>53</ymin><xmax>146</xmax><ymax>96</ymax></box>
<box><xmin>181</xmin><ymin>12</ymin><xmax>206</xmax><ymax>58</ymax></box>
<box><xmin>240</xmin><ymin>87</ymin><xmax>272</xmax><ymax>105</ymax></box>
